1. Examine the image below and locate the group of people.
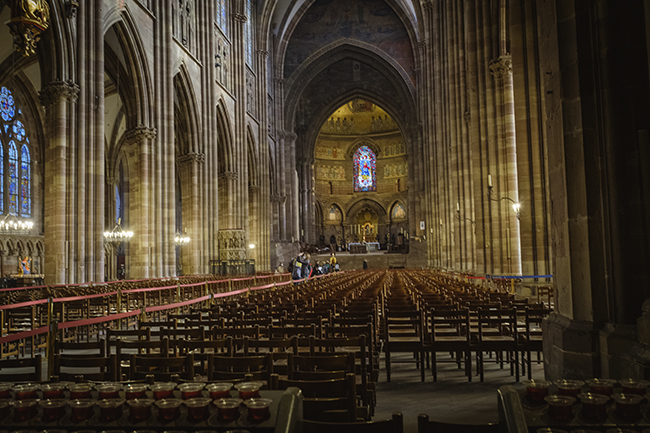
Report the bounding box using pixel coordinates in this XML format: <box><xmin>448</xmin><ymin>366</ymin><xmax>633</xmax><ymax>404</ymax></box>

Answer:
<box><xmin>277</xmin><ymin>252</ymin><xmax>340</xmax><ymax>283</ymax></box>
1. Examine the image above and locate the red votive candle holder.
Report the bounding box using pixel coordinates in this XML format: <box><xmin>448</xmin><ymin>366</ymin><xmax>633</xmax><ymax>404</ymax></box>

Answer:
<box><xmin>554</xmin><ymin>380</ymin><xmax>585</xmax><ymax>398</ymax></box>
<box><xmin>544</xmin><ymin>395</ymin><xmax>575</xmax><ymax>422</ymax></box>
<box><xmin>40</xmin><ymin>399</ymin><xmax>67</xmax><ymax>422</ymax></box>
<box><xmin>523</xmin><ymin>380</ymin><xmax>551</xmax><ymax>406</ymax></box>
<box><xmin>236</xmin><ymin>382</ymin><xmax>262</xmax><ymax>400</ymax></box>
<box><xmin>619</xmin><ymin>379</ymin><xmax>649</xmax><ymax>395</ymax></box>
<box><xmin>123</xmin><ymin>383</ymin><xmax>148</xmax><ymax>400</ymax></box>
<box><xmin>69</xmin><ymin>399</ymin><xmax>95</xmax><ymax>422</ymax></box>
<box><xmin>206</xmin><ymin>382</ymin><xmax>233</xmax><ymax>400</ymax></box>
<box><xmin>68</xmin><ymin>383</ymin><xmax>92</xmax><ymax>400</ymax></box>
<box><xmin>0</xmin><ymin>383</ymin><xmax>12</xmax><ymax>399</ymax></box>
<box><xmin>13</xmin><ymin>384</ymin><xmax>39</xmax><ymax>400</ymax></box>
<box><xmin>185</xmin><ymin>397</ymin><xmax>212</xmax><ymax>421</ymax></box>
<box><xmin>578</xmin><ymin>393</ymin><xmax>610</xmax><ymax>423</ymax></box>
<box><xmin>96</xmin><ymin>383</ymin><xmax>122</xmax><ymax>400</ymax></box>
<box><xmin>612</xmin><ymin>393</ymin><xmax>643</xmax><ymax>423</ymax></box>
<box><xmin>178</xmin><ymin>382</ymin><xmax>205</xmax><ymax>400</ymax></box>
<box><xmin>97</xmin><ymin>398</ymin><xmax>124</xmax><ymax>422</ymax></box>
<box><xmin>244</xmin><ymin>398</ymin><xmax>272</xmax><ymax>422</ymax></box>
<box><xmin>585</xmin><ymin>379</ymin><xmax>616</xmax><ymax>396</ymax></box>
<box><xmin>13</xmin><ymin>399</ymin><xmax>38</xmax><ymax>422</ymax></box>
<box><xmin>214</xmin><ymin>398</ymin><xmax>242</xmax><ymax>422</ymax></box>
<box><xmin>155</xmin><ymin>398</ymin><xmax>183</xmax><ymax>422</ymax></box>
<box><xmin>41</xmin><ymin>383</ymin><xmax>66</xmax><ymax>400</ymax></box>
<box><xmin>151</xmin><ymin>382</ymin><xmax>176</xmax><ymax>400</ymax></box>
<box><xmin>126</xmin><ymin>398</ymin><xmax>154</xmax><ymax>423</ymax></box>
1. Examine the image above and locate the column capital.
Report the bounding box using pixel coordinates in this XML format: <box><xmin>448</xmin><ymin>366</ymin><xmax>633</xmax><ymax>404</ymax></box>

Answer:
<box><xmin>178</xmin><ymin>152</ymin><xmax>205</xmax><ymax>166</ymax></box>
<box><xmin>489</xmin><ymin>55</ymin><xmax>513</xmax><ymax>79</ymax></box>
<box><xmin>257</xmin><ymin>49</ymin><xmax>269</xmax><ymax>57</ymax></box>
<box><xmin>106</xmin><ymin>176</ymin><xmax>118</xmax><ymax>186</ymax></box>
<box><xmin>39</xmin><ymin>80</ymin><xmax>80</xmax><ymax>107</ymax></box>
<box><xmin>218</xmin><ymin>171</ymin><xmax>238</xmax><ymax>182</ymax></box>
<box><xmin>124</xmin><ymin>125</ymin><xmax>157</xmax><ymax>145</ymax></box>
<box><xmin>273</xmin><ymin>77</ymin><xmax>284</xmax><ymax>86</ymax></box>
<box><xmin>271</xmin><ymin>194</ymin><xmax>287</xmax><ymax>204</ymax></box>
<box><xmin>249</xmin><ymin>184</ymin><xmax>262</xmax><ymax>193</ymax></box>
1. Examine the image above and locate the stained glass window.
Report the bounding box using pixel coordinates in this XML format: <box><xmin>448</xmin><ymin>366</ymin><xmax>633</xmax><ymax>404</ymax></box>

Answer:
<box><xmin>245</xmin><ymin>0</ymin><xmax>253</xmax><ymax>67</ymax></box>
<box><xmin>0</xmin><ymin>87</ymin><xmax>31</xmax><ymax>217</ymax></box>
<box><xmin>8</xmin><ymin>141</ymin><xmax>17</xmax><ymax>215</ymax></box>
<box><xmin>217</xmin><ymin>0</ymin><xmax>227</xmax><ymax>33</ymax></box>
<box><xmin>21</xmin><ymin>144</ymin><xmax>30</xmax><ymax>217</ymax></box>
<box><xmin>353</xmin><ymin>146</ymin><xmax>377</xmax><ymax>192</ymax></box>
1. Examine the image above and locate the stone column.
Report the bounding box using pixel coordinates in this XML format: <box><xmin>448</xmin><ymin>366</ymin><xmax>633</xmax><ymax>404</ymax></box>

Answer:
<box><xmin>39</xmin><ymin>80</ymin><xmax>79</xmax><ymax>285</ymax></box>
<box><xmin>489</xmin><ymin>55</ymin><xmax>522</xmax><ymax>275</ymax></box>
<box><xmin>248</xmin><ymin>184</ymin><xmax>261</xmax><ymax>264</ymax></box>
<box><xmin>284</xmin><ymin>132</ymin><xmax>298</xmax><ymax>242</ymax></box>
<box><xmin>178</xmin><ymin>152</ymin><xmax>204</xmax><ymax>276</ymax></box>
<box><xmin>124</xmin><ymin>126</ymin><xmax>157</xmax><ymax>279</ymax></box>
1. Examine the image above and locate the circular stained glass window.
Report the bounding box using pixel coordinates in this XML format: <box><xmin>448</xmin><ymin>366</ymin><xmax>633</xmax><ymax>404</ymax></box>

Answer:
<box><xmin>0</xmin><ymin>87</ymin><xmax>15</xmax><ymax>122</ymax></box>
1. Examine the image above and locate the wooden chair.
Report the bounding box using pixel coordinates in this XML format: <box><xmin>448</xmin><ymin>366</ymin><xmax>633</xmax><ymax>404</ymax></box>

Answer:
<box><xmin>273</xmin><ymin>373</ymin><xmax>358</xmax><ymax>422</ymax></box>
<box><xmin>382</xmin><ymin>308</ymin><xmax>426</xmax><ymax>382</ymax></box>
<box><xmin>244</xmin><ymin>336</ymin><xmax>296</xmax><ymax>376</ymax></box>
<box><xmin>521</xmin><ymin>306</ymin><xmax>551</xmax><ymax>379</ymax></box>
<box><xmin>417</xmin><ymin>414</ymin><xmax>499</xmax><ymax>433</ymax></box>
<box><xmin>106</xmin><ymin>327</ymin><xmax>151</xmax><ymax>356</ymax></box>
<box><xmin>429</xmin><ymin>307</ymin><xmax>472</xmax><ymax>382</ymax></box>
<box><xmin>129</xmin><ymin>353</ymin><xmax>195</xmax><ymax>381</ymax></box>
<box><xmin>0</xmin><ymin>354</ymin><xmax>42</xmax><ymax>382</ymax></box>
<box><xmin>181</xmin><ymin>336</ymin><xmax>233</xmax><ymax>376</ymax></box>
<box><xmin>288</xmin><ymin>352</ymin><xmax>356</xmax><ymax>380</ymax></box>
<box><xmin>54</xmin><ymin>338</ymin><xmax>107</xmax><ymax>358</ymax></box>
<box><xmin>53</xmin><ymin>354</ymin><xmax>118</xmax><ymax>382</ymax></box>
<box><xmin>207</xmin><ymin>352</ymin><xmax>273</xmax><ymax>382</ymax></box>
<box><xmin>475</xmin><ymin>308</ymin><xmax>519</xmax><ymax>382</ymax></box>
<box><xmin>303</xmin><ymin>412</ymin><xmax>403</xmax><ymax>433</ymax></box>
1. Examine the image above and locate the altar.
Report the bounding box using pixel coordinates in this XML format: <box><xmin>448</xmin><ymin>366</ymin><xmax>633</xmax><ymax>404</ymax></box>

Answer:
<box><xmin>366</xmin><ymin>242</ymin><xmax>380</xmax><ymax>252</ymax></box>
<box><xmin>348</xmin><ymin>242</ymin><xmax>380</xmax><ymax>254</ymax></box>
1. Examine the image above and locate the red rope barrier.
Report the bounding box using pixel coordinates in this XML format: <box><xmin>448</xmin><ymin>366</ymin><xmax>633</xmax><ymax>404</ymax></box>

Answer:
<box><xmin>0</xmin><ymin>325</ymin><xmax>49</xmax><ymax>344</ymax></box>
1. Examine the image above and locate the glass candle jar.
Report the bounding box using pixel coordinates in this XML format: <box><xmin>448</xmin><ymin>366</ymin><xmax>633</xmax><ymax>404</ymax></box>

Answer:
<box><xmin>523</xmin><ymin>380</ymin><xmax>551</xmax><ymax>406</ymax></box>
<box><xmin>40</xmin><ymin>399</ymin><xmax>67</xmax><ymax>422</ymax></box>
<box><xmin>68</xmin><ymin>399</ymin><xmax>95</xmax><ymax>423</ymax></box>
<box><xmin>178</xmin><ymin>382</ymin><xmax>205</xmax><ymax>400</ymax></box>
<box><xmin>13</xmin><ymin>384</ymin><xmax>38</xmax><ymax>400</ymax></box>
<box><xmin>544</xmin><ymin>395</ymin><xmax>575</xmax><ymax>422</ymax></box>
<box><xmin>97</xmin><ymin>398</ymin><xmax>124</xmax><ymax>422</ymax></box>
<box><xmin>612</xmin><ymin>393</ymin><xmax>644</xmax><ymax>423</ymax></box>
<box><xmin>123</xmin><ymin>383</ymin><xmax>148</xmax><ymax>400</ymax></box>
<box><xmin>68</xmin><ymin>383</ymin><xmax>93</xmax><ymax>400</ymax></box>
<box><xmin>619</xmin><ymin>379</ymin><xmax>649</xmax><ymax>395</ymax></box>
<box><xmin>0</xmin><ymin>382</ymin><xmax>11</xmax><ymax>399</ymax></box>
<box><xmin>150</xmin><ymin>382</ymin><xmax>176</xmax><ymax>401</ymax></box>
<box><xmin>585</xmin><ymin>379</ymin><xmax>617</xmax><ymax>396</ymax></box>
<box><xmin>185</xmin><ymin>397</ymin><xmax>212</xmax><ymax>421</ymax></box>
<box><xmin>126</xmin><ymin>398</ymin><xmax>155</xmax><ymax>423</ymax></box>
<box><xmin>0</xmin><ymin>399</ymin><xmax>10</xmax><ymax>419</ymax></box>
<box><xmin>554</xmin><ymin>379</ymin><xmax>585</xmax><ymax>398</ymax></box>
<box><xmin>96</xmin><ymin>383</ymin><xmax>122</xmax><ymax>400</ymax></box>
<box><xmin>214</xmin><ymin>398</ymin><xmax>242</xmax><ymax>423</ymax></box>
<box><xmin>578</xmin><ymin>393</ymin><xmax>610</xmax><ymax>423</ymax></box>
<box><xmin>13</xmin><ymin>399</ymin><xmax>38</xmax><ymax>422</ymax></box>
<box><xmin>41</xmin><ymin>383</ymin><xmax>66</xmax><ymax>400</ymax></box>
<box><xmin>244</xmin><ymin>398</ymin><xmax>272</xmax><ymax>422</ymax></box>
<box><xmin>155</xmin><ymin>398</ymin><xmax>183</xmax><ymax>422</ymax></box>
<box><xmin>206</xmin><ymin>382</ymin><xmax>232</xmax><ymax>400</ymax></box>
<box><xmin>235</xmin><ymin>382</ymin><xmax>263</xmax><ymax>400</ymax></box>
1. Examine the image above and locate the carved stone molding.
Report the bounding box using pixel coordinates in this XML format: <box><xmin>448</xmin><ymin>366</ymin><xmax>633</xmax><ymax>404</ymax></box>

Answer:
<box><xmin>218</xmin><ymin>171</ymin><xmax>238</xmax><ymax>182</ymax></box>
<box><xmin>106</xmin><ymin>176</ymin><xmax>118</xmax><ymax>186</ymax></box>
<box><xmin>177</xmin><ymin>152</ymin><xmax>205</xmax><ymax>166</ymax></box>
<box><xmin>124</xmin><ymin>125</ymin><xmax>157</xmax><ymax>145</ymax></box>
<box><xmin>273</xmin><ymin>77</ymin><xmax>284</xmax><ymax>86</ymax></box>
<box><xmin>489</xmin><ymin>56</ymin><xmax>513</xmax><ymax>79</ymax></box>
<box><xmin>233</xmin><ymin>13</ymin><xmax>247</xmax><ymax>23</ymax></box>
<box><xmin>271</xmin><ymin>194</ymin><xmax>286</xmax><ymax>204</ymax></box>
<box><xmin>285</xmin><ymin>132</ymin><xmax>297</xmax><ymax>141</ymax></box>
<box><xmin>464</xmin><ymin>111</ymin><xmax>471</xmax><ymax>124</ymax></box>
<box><xmin>257</xmin><ymin>49</ymin><xmax>269</xmax><ymax>57</ymax></box>
<box><xmin>39</xmin><ymin>81</ymin><xmax>80</xmax><ymax>107</ymax></box>
<box><xmin>218</xmin><ymin>229</ymin><xmax>247</xmax><ymax>261</ymax></box>
<box><xmin>249</xmin><ymin>184</ymin><xmax>262</xmax><ymax>193</ymax></box>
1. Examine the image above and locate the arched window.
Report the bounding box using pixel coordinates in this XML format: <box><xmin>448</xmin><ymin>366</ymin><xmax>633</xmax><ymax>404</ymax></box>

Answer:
<box><xmin>353</xmin><ymin>145</ymin><xmax>377</xmax><ymax>192</ymax></box>
<box><xmin>245</xmin><ymin>0</ymin><xmax>253</xmax><ymax>67</ymax></box>
<box><xmin>0</xmin><ymin>87</ymin><xmax>31</xmax><ymax>217</ymax></box>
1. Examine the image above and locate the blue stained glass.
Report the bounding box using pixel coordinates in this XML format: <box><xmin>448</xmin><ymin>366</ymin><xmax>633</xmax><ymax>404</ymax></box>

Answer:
<box><xmin>353</xmin><ymin>146</ymin><xmax>377</xmax><ymax>192</ymax></box>
<box><xmin>0</xmin><ymin>141</ymin><xmax>3</xmax><ymax>214</ymax></box>
<box><xmin>8</xmin><ymin>141</ymin><xmax>17</xmax><ymax>215</ymax></box>
<box><xmin>0</xmin><ymin>87</ymin><xmax>15</xmax><ymax>122</ymax></box>
<box><xmin>115</xmin><ymin>185</ymin><xmax>121</xmax><ymax>224</ymax></box>
<box><xmin>13</xmin><ymin>120</ymin><xmax>25</xmax><ymax>141</ymax></box>
<box><xmin>21</xmin><ymin>144</ymin><xmax>30</xmax><ymax>217</ymax></box>
<box><xmin>217</xmin><ymin>0</ymin><xmax>227</xmax><ymax>32</ymax></box>
<box><xmin>246</xmin><ymin>0</ymin><xmax>253</xmax><ymax>66</ymax></box>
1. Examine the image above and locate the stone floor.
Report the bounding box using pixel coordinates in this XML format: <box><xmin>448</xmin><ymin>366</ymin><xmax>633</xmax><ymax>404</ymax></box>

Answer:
<box><xmin>372</xmin><ymin>352</ymin><xmax>545</xmax><ymax>431</ymax></box>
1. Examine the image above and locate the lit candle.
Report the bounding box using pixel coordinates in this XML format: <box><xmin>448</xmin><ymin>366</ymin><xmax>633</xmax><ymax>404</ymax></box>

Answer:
<box><xmin>456</xmin><ymin>202</ymin><xmax>460</xmax><ymax>212</ymax></box>
<box><xmin>488</xmin><ymin>175</ymin><xmax>492</xmax><ymax>187</ymax></box>
<box><xmin>439</xmin><ymin>219</ymin><xmax>443</xmax><ymax>226</ymax></box>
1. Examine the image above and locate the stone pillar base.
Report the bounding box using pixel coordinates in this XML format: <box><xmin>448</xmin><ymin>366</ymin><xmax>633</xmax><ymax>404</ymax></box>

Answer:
<box><xmin>543</xmin><ymin>313</ymin><xmax>600</xmax><ymax>380</ymax></box>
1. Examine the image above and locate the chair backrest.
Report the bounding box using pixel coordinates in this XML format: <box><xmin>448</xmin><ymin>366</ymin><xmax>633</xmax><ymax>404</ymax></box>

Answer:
<box><xmin>116</xmin><ymin>338</ymin><xmax>169</xmax><ymax>360</ymax></box>
<box><xmin>477</xmin><ymin>308</ymin><xmax>517</xmax><ymax>341</ymax></box>
<box><xmin>288</xmin><ymin>352</ymin><xmax>355</xmax><ymax>379</ymax></box>
<box><xmin>417</xmin><ymin>414</ymin><xmax>499</xmax><ymax>433</ymax></box>
<box><xmin>207</xmin><ymin>352</ymin><xmax>273</xmax><ymax>382</ymax></box>
<box><xmin>55</xmin><ymin>338</ymin><xmax>107</xmax><ymax>357</ymax></box>
<box><xmin>303</xmin><ymin>412</ymin><xmax>403</xmax><ymax>433</ymax></box>
<box><xmin>129</xmin><ymin>353</ymin><xmax>194</xmax><ymax>381</ymax></box>
<box><xmin>54</xmin><ymin>354</ymin><xmax>118</xmax><ymax>382</ymax></box>
<box><xmin>0</xmin><ymin>354</ymin><xmax>42</xmax><ymax>382</ymax></box>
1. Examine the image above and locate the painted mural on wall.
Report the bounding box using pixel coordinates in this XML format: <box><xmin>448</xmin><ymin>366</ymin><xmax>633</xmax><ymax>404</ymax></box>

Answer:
<box><xmin>315</xmin><ymin>145</ymin><xmax>344</xmax><ymax>159</ymax></box>
<box><xmin>317</xmin><ymin>165</ymin><xmax>346</xmax><ymax>180</ymax></box>
<box><xmin>392</xmin><ymin>203</ymin><xmax>406</xmax><ymax>219</ymax></box>
<box><xmin>284</xmin><ymin>0</ymin><xmax>415</xmax><ymax>82</ymax></box>
<box><xmin>328</xmin><ymin>205</ymin><xmax>342</xmax><ymax>221</ymax></box>
<box><xmin>383</xmin><ymin>141</ymin><xmax>405</xmax><ymax>156</ymax></box>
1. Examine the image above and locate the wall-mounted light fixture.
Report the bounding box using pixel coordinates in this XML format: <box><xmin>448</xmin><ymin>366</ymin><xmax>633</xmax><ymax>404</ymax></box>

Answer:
<box><xmin>487</xmin><ymin>175</ymin><xmax>520</xmax><ymax>220</ymax></box>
